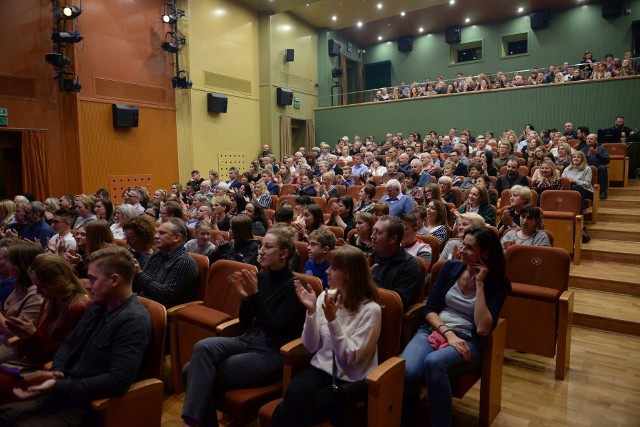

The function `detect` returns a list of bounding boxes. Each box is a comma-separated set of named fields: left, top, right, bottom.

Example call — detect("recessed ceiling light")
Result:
left=400, top=11, right=405, bottom=16
left=518, top=7, right=524, bottom=13
left=378, top=36, right=383, bottom=40
left=465, top=17, right=470, bottom=23
left=377, top=3, right=383, bottom=10
left=332, top=15, right=337, bottom=21
left=357, top=21, right=363, bottom=27
left=419, top=27, right=424, bottom=32
left=449, top=0, right=455, bottom=5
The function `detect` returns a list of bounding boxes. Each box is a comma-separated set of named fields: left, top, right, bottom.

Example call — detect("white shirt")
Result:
left=49, top=232, right=77, bottom=252
left=303, top=291, right=381, bottom=382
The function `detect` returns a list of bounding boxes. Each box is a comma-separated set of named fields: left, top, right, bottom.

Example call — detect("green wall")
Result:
left=350, top=2, right=639, bottom=88
left=314, top=77, right=640, bottom=144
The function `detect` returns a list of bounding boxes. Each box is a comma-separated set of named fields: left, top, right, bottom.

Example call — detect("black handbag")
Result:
left=331, top=353, right=369, bottom=427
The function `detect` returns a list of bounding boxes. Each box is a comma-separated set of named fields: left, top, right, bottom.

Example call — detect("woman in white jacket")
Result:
left=561, top=151, right=594, bottom=214
left=272, top=245, right=381, bottom=427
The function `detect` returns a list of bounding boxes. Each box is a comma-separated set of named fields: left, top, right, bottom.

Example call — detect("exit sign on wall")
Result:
left=0, top=107, right=7, bottom=126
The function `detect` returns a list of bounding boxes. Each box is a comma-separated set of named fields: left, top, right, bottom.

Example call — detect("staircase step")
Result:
left=586, top=221, right=640, bottom=241
left=572, top=289, right=640, bottom=336
left=609, top=186, right=640, bottom=196
left=600, top=196, right=638, bottom=209
left=597, top=207, right=640, bottom=223
left=570, top=260, right=640, bottom=297
left=581, top=239, right=640, bottom=264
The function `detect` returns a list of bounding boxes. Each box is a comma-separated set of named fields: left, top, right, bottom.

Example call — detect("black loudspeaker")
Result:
left=530, top=10, right=550, bottom=30
left=602, top=0, right=622, bottom=18
left=444, top=27, right=461, bottom=44
left=633, top=20, right=640, bottom=56
left=285, top=49, right=294, bottom=62
left=276, top=87, right=293, bottom=106
left=112, top=104, right=139, bottom=128
left=398, top=35, right=413, bottom=52
left=328, top=39, right=341, bottom=56
left=207, top=93, right=228, bottom=113
left=331, top=68, right=343, bottom=78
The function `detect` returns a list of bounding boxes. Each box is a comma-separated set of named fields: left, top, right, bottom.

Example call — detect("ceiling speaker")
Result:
left=444, top=27, right=461, bottom=44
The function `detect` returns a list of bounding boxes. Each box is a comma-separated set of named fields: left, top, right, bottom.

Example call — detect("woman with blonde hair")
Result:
left=562, top=151, right=594, bottom=214
left=0, top=200, right=16, bottom=232
left=555, top=142, right=573, bottom=169
left=439, top=212, right=486, bottom=261
left=110, top=203, right=138, bottom=239
left=0, top=254, right=89, bottom=402
left=252, top=181, right=272, bottom=209
left=349, top=211, right=375, bottom=254
left=272, top=245, right=380, bottom=426
left=531, top=160, right=563, bottom=198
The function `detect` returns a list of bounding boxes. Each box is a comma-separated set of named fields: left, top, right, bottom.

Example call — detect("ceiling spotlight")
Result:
left=465, top=17, right=471, bottom=23
left=377, top=3, right=383, bottom=10
left=45, top=53, right=70, bottom=68
left=419, top=27, right=424, bottom=32
left=51, top=31, right=83, bottom=44
left=378, top=36, right=382, bottom=41
left=60, top=6, right=82, bottom=19
left=162, top=12, right=184, bottom=24
left=518, top=7, right=524, bottom=13
left=357, top=21, right=363, bottom=28
left=332, top=15, right=337, bottom=21
left=401, top=11, right=406, bottom=16
left=61, top=75, right=82, bottom=92
left=449, top=0, right=455, bottom=5
left=172, top=71, right=192, bottom=89
left=162, top=41, right=180, bottom=53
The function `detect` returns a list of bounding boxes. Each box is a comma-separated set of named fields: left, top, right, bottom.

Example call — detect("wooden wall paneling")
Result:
left=110, top=174, right=153, bottom=205
left=79, top=101, right=178, bottom=195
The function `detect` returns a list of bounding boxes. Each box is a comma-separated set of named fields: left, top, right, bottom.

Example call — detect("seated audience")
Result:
left=209, top=215, right=260, bottom=267
left=184, top=220, right=215, bottom=257
left=501, top=205, right=551, bottom=251
left=122, top=215, right=157, bottom=269
left=402, top=227, right=510, bottom=426
left=0, top=247, right=151, bottom=426
left=370, top=215, right=421, bottom=309
left=181, top=227, right=305, bottom=427
left=303, top=229, right=337, bottom=289
left=133, top=218, right=199, bottom=307
left=272, top=246, right=381, bottom=426
left=380, top=180, right=414, bottom=216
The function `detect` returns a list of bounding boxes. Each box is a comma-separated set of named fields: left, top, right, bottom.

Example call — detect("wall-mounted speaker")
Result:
left=331, top=68, right=343, bottom=78
left=602, top=0, right=622, bottom=18
left=112, top=104, right=139, bottom=128
left=398, top=35, right=413, bottom=52
left=328, top=39, right=341, bottom=56
left=632, top=20, right=640, bottom=57
left=285, top=49, right=295, bottom=62
left=207, top=93, right=228, bottom=113
left=530, top=10, right=550, bottom=30
left=444, top=27, right=461, bottom=44
left=276, top=87, right=293, bottom=106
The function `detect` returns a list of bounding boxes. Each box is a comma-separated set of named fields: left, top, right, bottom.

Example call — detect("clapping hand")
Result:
left=231, top=269, right=259, bottom=300
left=295, top=279, right=317, bottom=314
left=322, top=290, right=341, bottom=322
left=63, top=249, right=82, bottom=266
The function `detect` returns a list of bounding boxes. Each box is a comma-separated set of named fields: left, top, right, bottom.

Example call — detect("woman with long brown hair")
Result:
left=272, top=245, right=381, bottom=426
left=0, top=254, right=90, bottom=402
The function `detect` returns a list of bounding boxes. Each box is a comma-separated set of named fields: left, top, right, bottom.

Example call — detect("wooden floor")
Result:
left=161, top=327, right=640, bottom=426
left=161, top=180, right=640, bottom=426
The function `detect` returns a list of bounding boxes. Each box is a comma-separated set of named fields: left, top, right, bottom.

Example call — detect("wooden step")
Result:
left=586, top=221, right=640, bottom=241
left=609, top=186, right=640, bottom=196
left=600, top=196, right=638, bottom=209
left=572, top=289, right=640, bottom=336
left=581, top=239, right=640, bottom=264
left=597, top=207, right=640, bottom=223
left=570, top=260, right=640, bottom=297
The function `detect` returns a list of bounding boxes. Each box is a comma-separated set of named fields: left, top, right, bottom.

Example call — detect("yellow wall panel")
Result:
left=79, top=101, right=179, bottom=194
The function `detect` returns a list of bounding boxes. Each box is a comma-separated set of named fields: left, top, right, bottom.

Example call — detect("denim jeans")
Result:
left=401, top=326, right=480, bottom=427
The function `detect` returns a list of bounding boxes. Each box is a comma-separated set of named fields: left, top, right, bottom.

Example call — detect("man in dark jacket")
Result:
left=0, top=247, right=151, bottom=426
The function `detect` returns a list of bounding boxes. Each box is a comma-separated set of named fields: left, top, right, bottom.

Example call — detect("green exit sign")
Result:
left=0, top=117, right=7, bottom=126
left=0, top=108, right=7, bottom=116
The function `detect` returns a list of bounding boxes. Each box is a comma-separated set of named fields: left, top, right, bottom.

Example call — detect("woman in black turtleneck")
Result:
left=182, top=226, right=305, bottom=427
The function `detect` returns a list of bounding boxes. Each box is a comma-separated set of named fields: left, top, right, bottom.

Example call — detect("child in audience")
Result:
left=304, top=229, right=337, bottom=289
left=184, top=221, right=215, bottom=257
